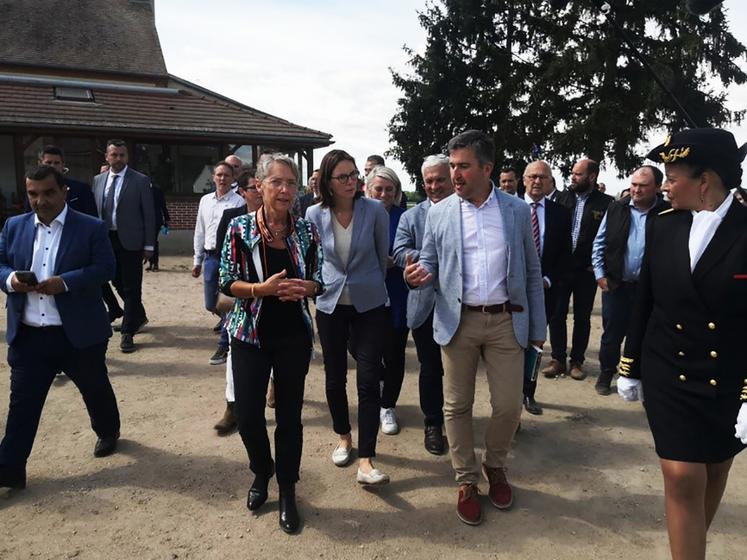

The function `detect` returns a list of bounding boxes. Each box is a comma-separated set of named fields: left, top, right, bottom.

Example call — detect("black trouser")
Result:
left=316, top=305, right=387, bottom=458
left=101, top=282, right=122, bottom=317
left=598, top=281, right=638, bottom=376
left=231, top=333, right=311, bottom=485
left=524, top=286, right=557, bottom=400
left=381, top=309, right=409, bottom=409
left=109, top=232, right=147, bottom=335
left=148, top=235, right=160, bottom=268
left=549, top=266, right=598, bottom=364
left=411, top=311, right=444, bottom=427
left=0, top=325, right=120, bottom=468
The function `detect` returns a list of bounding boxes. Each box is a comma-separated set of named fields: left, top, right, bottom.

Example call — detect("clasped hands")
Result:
left=259, top=269, right=313, bottom=302
left=10, top=274, right=66, bottom=295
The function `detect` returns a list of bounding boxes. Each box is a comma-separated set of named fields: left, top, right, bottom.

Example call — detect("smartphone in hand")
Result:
left=15, top=271, right=39, bottom=285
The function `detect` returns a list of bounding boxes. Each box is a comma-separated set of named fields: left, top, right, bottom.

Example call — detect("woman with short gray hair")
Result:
left=366, top=166, right=409, bottom=436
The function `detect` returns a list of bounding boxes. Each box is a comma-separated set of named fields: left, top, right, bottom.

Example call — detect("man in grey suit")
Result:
left=93, top=140, right=156, bottom=353
left=393, top=154, right=454, bottom=455
left=405, top=130, right=545, bottom=526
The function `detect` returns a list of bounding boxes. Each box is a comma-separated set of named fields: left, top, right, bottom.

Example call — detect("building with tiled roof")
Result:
left=0, top=0, right=333, bottom=228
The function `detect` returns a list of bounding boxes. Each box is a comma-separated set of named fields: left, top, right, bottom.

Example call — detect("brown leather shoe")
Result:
left=569, top=361, right=587, bottom=380
left=214, top=402, right=236, bottom=435
left=541, top=358, right=566, bottom=378
left=482, top=464, right=513, bottom=510
left=456, top=483, right=482, bottom=525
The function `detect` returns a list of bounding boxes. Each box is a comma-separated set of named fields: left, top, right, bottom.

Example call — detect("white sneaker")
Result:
left=332, top=443, right=352, bottom=467
left=356, top=468, right=390, bottom=485
left=380, top=407, right=399, bottom=435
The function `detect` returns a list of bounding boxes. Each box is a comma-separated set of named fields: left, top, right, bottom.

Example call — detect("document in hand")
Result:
left=524, top=344, right=544, bottom=384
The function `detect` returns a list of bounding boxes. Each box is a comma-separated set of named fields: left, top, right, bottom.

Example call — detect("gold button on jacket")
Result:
left=707, top=322, right=716, bottom=330
left=709, top=379, right=718, bottom=386
left=710, top=351, right=718, bottom=358
left=679, top=374, right=687, bottom=382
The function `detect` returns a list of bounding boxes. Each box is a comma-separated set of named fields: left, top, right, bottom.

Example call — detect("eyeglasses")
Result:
left=331, top=171, right=360, bottom=184
left=239, top=185, right=258, bottom=192
left=264, top=178, right=299, bottom=189
left=525, top=174, right=550, bottom=181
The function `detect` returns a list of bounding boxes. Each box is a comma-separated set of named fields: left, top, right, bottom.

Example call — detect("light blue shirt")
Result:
left=571, top=191, right=590, bottom=251
left=592, top=200, right=653, bottom=282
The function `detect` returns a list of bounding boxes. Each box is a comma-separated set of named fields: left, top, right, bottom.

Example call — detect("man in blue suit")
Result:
left=405, top=130, right=546, bottom=526
left=23, top=145, right=98, bottom=217
left=393, top=153, right=454, bottom=455
left=0, top=166, right=120, bottom=490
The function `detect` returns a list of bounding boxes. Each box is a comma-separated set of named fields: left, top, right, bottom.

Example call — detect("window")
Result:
left=54, top=87, right=95, bottom=102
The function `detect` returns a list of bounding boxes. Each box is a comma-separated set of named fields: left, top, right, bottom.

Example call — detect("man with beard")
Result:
left=544, top=159, right=612, bottom=380
left=93, top=140, right=155, bottom=354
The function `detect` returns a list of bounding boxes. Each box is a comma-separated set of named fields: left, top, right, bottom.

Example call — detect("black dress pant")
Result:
left=380, top=309, right=409, bottom=410
left=109, top=232, right=147, bottom=335
left=0, top=325, right=120, bottom=468
left=524, top=286, right=557, bottom=400
left=411, top=311, right=444, bottom=427
left=598, top=282, right=638, bottom=374
left=231, top=333, right=311, bottom=485
left=549, top=266, right=598, bottom=364
left=316, top=305, right=387, bottom=458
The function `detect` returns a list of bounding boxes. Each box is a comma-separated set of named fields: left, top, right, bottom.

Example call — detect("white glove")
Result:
left=617, top=376, right=643, bottom=402
left=735, top=403, right=747, bottom=444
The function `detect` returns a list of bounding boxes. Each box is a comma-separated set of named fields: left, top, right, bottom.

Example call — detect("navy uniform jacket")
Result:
left=623, top=199, right=747, bottom=401
left=0, top=209, right=116, bottom=349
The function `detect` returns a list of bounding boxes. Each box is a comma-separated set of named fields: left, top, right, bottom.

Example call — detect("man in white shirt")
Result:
left=0, top=166, right=120, bottom=489
left=192, top=161, right=245, bottom=365
left=405, top=130, right=545, bottom=526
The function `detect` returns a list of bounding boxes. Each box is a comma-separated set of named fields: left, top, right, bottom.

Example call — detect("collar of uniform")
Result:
left=524, top=193, right=545, bottom=207
left=690, top=192, right=733, bottom=219
left=460, top=184, right=497, bottom=210
left=34, top=203, right=68, bottom=229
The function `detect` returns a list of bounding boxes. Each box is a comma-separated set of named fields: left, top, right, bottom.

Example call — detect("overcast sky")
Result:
left=156, top=0, right=747, bottom=195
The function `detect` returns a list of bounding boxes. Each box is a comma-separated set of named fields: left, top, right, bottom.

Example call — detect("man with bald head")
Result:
left=591, top=166, right=668, bottom=395
left=522, top=161, right=572, bottom=414
left=546, top=159, right=613, bottom=381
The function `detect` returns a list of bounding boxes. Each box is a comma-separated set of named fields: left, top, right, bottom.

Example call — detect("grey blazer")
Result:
left=93, top=167, right=156, bottom=251
left=392, top=200, right=435, bottom=329
left=417, top=188, right=546, bottom=347
left=305, top=197, right=389, bottom=314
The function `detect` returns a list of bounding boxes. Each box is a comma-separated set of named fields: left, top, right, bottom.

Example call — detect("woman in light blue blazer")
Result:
left=305, top=149, right=391, bottom=486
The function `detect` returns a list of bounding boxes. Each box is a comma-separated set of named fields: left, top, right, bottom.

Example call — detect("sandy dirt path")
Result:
left=0, top=256, right=744, bottom=560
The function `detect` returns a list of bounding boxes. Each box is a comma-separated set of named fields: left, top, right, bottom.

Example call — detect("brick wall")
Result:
left=166, top=198, right=199, bottom=230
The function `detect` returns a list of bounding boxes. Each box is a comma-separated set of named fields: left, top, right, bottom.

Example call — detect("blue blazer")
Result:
left=385, top=206, right=408, bottom=329
left=0, top=208, right=116, bottom=349
left=393, top=199, right=436, bottom=329
left=417, top=188, right=546, bottom=347
left=306, top=197, right=389, bottom=314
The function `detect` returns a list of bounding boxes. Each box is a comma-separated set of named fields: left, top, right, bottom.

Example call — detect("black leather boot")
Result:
left=247, top=474, right=271, bottom=511
left=278, top=483, right=300, bottom=534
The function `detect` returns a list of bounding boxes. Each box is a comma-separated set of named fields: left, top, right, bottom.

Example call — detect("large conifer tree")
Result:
left=388, top=0, right=746, bottom=184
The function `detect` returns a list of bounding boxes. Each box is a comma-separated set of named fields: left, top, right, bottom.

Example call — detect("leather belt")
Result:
left=204, top=249, right=218, bottom=256
left=462, top=302, right=524, bottom=314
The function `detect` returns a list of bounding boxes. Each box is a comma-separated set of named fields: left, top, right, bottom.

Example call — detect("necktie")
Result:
left=104, top=174, right=118, bottom=230
left=531, top=202, right=541, bottom=257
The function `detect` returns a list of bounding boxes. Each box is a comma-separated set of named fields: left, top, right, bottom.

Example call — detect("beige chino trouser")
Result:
left=441, top=310, right=524, bottom=485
